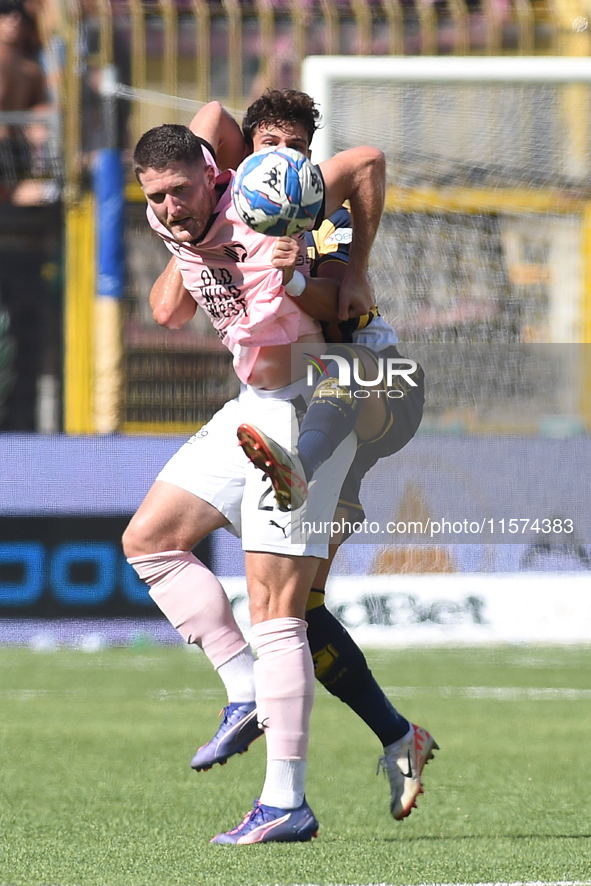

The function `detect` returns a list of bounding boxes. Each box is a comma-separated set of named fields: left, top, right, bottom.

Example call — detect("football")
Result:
left=231, top=147, right=324, bottom=237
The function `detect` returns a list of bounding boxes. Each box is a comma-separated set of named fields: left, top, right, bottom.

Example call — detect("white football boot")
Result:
left=377, top=724, right=439, bottom=820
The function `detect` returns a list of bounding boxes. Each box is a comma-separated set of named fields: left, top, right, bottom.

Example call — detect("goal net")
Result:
left=302, top=56, right=591, bottom=574
left=303, top=56, right=591, bottom=423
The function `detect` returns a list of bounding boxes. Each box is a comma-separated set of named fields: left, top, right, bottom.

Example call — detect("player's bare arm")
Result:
left=320, top=146, right=386, bottom=321
left=189, top=100, right=249, bottom=170
left=150, top=259, right=196, bottom=328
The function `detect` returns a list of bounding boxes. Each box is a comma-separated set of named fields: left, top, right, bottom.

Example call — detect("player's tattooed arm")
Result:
left=189, top=101, right=249, bottom=171
left=150, top=258, right=197, bottom=328
left=272, top=236, right=340, bottom=322
left=319, top=146, right=385, bottom=321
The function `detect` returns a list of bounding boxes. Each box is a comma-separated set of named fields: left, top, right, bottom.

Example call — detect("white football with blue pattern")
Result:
left=232, top=147, right=324, bottom=237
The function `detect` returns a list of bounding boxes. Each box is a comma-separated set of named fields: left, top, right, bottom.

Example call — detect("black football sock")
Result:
left=306, top=589, right=410, bottom=747
left=297, top=347, right=361, bottom=480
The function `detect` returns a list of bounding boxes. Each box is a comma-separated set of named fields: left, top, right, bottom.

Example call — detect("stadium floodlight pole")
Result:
left=302, top=55, right=591, bottom=163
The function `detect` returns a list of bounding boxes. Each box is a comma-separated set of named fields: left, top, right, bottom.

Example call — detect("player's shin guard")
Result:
left=128, top=551, right=248, bottom=669
left=252, top=617, right=314, bottom=808
left=297, top=345, right=361, bottom=481
left=306, top=589, right=410, bottom=747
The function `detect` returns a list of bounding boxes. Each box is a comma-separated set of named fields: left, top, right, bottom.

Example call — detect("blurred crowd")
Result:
left=0, top=0, right=545, bottom=206
left=0, top=0, right=60, bottom=205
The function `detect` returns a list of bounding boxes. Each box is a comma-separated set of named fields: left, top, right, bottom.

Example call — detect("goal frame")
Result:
left=301, top=55, right=591, bottom=349
left=302, top=55, right=591, bottom=163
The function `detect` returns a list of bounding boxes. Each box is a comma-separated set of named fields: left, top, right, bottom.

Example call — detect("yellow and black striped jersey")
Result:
left=305, top=205, right=379, bottom=344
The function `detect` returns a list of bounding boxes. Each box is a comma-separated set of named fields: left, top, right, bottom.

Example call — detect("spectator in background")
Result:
left=0, top=0, right=59, bottom=432
left=0, top=0, right=51, bottom=203
left=21, top=0, right=42, bottom=59
left=23, top=0, right=63, bottom=101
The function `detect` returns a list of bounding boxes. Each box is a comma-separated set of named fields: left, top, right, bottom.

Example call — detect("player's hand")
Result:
left=271, top=236, right=300, bottom=286
left=338, top=267, right=374, bottom=320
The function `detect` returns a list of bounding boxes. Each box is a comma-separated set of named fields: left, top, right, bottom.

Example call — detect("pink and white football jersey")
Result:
left=147, top=168, right=320, bottom=383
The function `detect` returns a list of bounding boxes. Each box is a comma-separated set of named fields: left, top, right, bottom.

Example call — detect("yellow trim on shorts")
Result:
left=354, top=346, right=395, bottom=446
left=337, top=499, right=365, bottom=513
left=357, top=410, right=394, bottom=450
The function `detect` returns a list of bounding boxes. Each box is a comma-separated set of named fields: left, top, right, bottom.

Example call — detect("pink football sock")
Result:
left=128, top=550, right=248, bottom=669
left=251, top=617, right=315, bottom=761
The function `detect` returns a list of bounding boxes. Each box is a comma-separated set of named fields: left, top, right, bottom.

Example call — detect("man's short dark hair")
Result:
left=133, top=124, right=205, bottom=181
left=242, top=89, right=321, bottom=152
left=0, top=0, right=29, bottom=17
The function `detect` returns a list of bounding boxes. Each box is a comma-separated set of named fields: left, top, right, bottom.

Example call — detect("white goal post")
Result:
left=302, top=55, right=591, bottom=164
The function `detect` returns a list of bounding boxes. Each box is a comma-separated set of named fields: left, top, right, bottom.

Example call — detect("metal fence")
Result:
left=48, top=1, right=591, bottom=433
left=59, top=0, right=591, bottom=199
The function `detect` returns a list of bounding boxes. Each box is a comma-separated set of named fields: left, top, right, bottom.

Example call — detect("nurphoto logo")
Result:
left=304, top=353, right=418, bottom=398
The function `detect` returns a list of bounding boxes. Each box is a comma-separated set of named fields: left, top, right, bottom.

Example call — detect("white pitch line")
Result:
left=264, top=881, right=591, bottom=886
left=0, top=689, right=52, bottom=699
left=0, top=687, right=226, bottom=701
left=381, top=686, right=591, bottom=700
left=278, top=882, right=591, bottom=886
left=3, top=686, right=590, bottom=702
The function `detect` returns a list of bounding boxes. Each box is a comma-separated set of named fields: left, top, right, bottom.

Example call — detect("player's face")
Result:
left=252, top=122, right=311, bottom=158
left=0, top=11, right=25, bottom=43
left=139, top=160, right=217, bottom=244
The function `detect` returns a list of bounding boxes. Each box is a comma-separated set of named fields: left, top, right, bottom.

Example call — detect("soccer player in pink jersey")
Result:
left=147, top=91, right=438, bottom=824
left=124, top=122, right=391, bottom=843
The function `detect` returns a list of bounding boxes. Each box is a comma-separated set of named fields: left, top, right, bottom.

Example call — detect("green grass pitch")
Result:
left=1, top=642, right=590, bottom=886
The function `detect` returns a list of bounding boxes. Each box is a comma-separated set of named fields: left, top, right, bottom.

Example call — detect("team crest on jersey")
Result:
left=223, top=243, right=248, bottom=262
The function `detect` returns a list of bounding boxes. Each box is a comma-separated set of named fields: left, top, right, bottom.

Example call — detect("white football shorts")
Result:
left=156, top=376, right=356, bottom=558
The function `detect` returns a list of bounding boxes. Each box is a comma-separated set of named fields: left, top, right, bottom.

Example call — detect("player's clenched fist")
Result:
left=271, top=235, right=300, bottom=286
